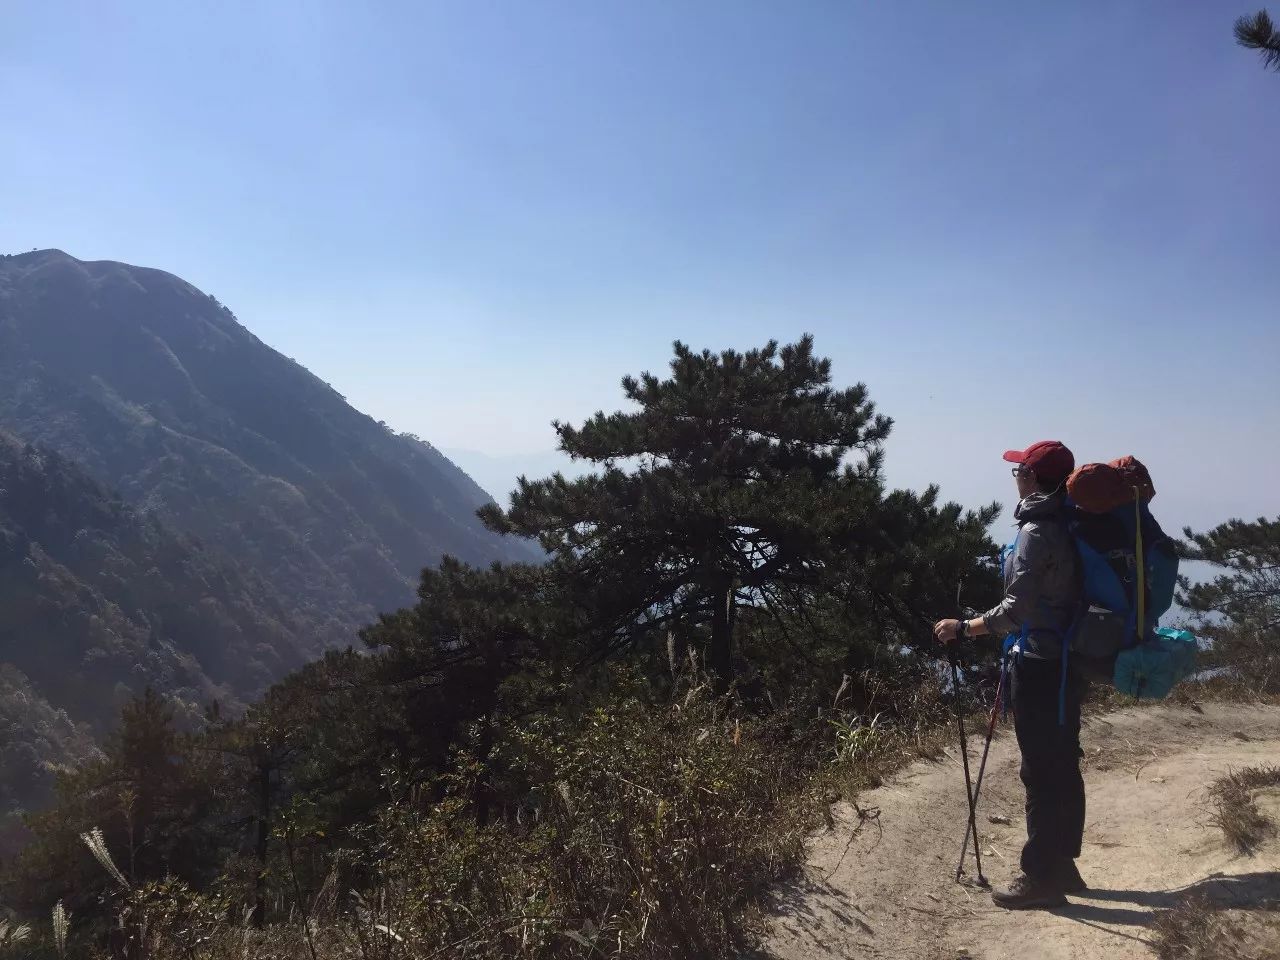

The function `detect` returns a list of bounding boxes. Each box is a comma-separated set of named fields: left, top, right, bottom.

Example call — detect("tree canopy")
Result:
left=481, top=336, right=997, bottom=691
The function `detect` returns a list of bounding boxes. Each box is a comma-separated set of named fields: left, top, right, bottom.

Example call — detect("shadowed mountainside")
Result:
left=0, top=249, right=533, bottom=653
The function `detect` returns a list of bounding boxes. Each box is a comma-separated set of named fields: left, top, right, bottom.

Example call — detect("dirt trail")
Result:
left=756, top=701, right=1280, bottom=960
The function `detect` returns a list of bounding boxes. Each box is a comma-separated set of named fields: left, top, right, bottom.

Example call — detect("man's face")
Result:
left=1015, top=465, right=1038, bottom=499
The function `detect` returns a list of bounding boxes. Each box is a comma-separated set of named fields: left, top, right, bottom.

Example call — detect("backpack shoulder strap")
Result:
left=1133, top=491, right=1146, bottom=643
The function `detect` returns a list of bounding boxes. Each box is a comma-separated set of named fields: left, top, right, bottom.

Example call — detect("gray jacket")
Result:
left=982, top=492, right=1080, bottom=659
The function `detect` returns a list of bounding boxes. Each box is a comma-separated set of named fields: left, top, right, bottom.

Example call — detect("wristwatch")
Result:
left=956, top=619, right=969, bottom=641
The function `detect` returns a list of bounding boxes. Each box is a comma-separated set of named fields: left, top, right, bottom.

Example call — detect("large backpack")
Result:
left=1064, top=457, right=1193, bottom=699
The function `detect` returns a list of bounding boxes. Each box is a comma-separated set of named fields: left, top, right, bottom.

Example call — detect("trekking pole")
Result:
left=948, top=647, right=985, bottom=886
left=953, top=653, right=1008, bottom=886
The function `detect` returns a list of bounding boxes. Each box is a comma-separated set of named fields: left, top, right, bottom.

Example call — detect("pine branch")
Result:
left=1235, top=9, right=1280, bottom=71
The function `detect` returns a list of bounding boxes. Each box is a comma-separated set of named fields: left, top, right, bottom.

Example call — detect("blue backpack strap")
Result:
left=999, top=532, right=1020, bottom=578
left=1061, top=592, right=1092, bottom=727
left=1001, top=631, right=1023, bottom=720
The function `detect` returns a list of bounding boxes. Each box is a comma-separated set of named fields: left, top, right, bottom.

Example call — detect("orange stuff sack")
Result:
left=1109, top=455, right=1156, bottom=501
left=1067, top=462, right=1132, bottom=514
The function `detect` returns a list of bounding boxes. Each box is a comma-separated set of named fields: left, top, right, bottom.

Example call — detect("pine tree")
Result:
left=198, top=698, right=303, bottom=927
left=481, top=337, right=936, bottom=692
left=1180, top=516, right=1280, bottom=691
left=112, top=689, right=181, bottom=877
left=6, top=690, right=224, bottom=918
left=359, top=559, right=556, bottom=822
left=1235, top=9, right=1280, bottom=72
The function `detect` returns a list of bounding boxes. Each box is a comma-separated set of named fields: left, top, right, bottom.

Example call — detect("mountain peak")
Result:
left=3, top=248, right=83, bottom=276
left=0, top=250, right=531, bottom=648
left=6, top=247, right=75, bottom=262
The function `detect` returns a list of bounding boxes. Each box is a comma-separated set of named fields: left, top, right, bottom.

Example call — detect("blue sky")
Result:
left=3, top=1, right=1277, bottom=534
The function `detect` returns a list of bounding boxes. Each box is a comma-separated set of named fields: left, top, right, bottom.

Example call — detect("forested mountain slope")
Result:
left=0, top=250, right=531, bottom=651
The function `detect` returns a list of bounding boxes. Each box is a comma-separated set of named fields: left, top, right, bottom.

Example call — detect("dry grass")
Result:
left=1208, top=765, right=1280, bottom=854
left=1151, top=894, right=1280, bottom=960
left=27, top=689, right=829, bottom=960
left=1083, top=673, right=1280, bottom=718
left=822, top=675, right=956, bottom=799
left=36, top=678, right=1273, bottom=959
left=18, top=671, right=964, bottom=960
left=1168, top=675, right=1280, bottom=707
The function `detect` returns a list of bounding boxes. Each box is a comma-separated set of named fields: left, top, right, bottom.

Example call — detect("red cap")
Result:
left=1003, top=440, right=1075, bottom=484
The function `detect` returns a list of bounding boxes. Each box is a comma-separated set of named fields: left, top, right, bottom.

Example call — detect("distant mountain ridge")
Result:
left=0, top=249, right=532, bottom=653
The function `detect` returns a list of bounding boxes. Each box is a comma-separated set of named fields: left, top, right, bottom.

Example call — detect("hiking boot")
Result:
left=991, top=872, right=1067, bottom=910
left=1057, top=860, right=1087, bottom=894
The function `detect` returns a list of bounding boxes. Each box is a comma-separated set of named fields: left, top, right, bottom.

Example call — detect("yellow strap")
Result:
left=1134, top=490, right=1145, bottom=642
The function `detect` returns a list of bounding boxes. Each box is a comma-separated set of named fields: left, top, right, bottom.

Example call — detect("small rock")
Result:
left=988, top=814, right=1012, bottom=825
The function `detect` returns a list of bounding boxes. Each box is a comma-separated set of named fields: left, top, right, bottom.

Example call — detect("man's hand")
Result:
left=933, top=618, right=963, bottom=645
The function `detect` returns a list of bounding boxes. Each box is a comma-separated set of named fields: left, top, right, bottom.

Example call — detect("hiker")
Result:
left=932, top=440, right=1085, bottom=909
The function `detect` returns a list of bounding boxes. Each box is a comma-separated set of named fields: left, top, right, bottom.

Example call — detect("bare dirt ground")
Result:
left=755, top=701, right=1280, bottom=960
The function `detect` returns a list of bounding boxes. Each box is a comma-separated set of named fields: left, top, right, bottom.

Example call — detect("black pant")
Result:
left=1011, top=655, right=1085, bottom=877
